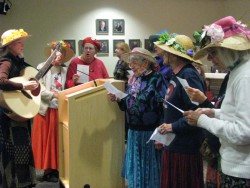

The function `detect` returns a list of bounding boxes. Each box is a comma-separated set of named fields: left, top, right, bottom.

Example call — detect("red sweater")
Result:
left=65, top=57, right=109, bottom=88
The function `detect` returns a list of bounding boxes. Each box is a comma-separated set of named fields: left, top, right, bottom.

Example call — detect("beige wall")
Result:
left=0, top=0, right=249, bottom=75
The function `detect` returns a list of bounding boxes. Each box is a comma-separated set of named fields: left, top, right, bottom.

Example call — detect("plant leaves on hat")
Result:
left=155, top=32, right=194, bottom=57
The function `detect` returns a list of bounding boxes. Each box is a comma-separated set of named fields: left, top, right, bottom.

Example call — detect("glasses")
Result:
left=84, top=47, right=95, bottom=51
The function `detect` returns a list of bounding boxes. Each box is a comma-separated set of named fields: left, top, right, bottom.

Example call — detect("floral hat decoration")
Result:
left=193, top=16, right=250, bottom=60
left=154, top=32, right=202, bottom=64
left=44, top=40, right=75, bottom=63
left=0, top=29, right=31, bottom=48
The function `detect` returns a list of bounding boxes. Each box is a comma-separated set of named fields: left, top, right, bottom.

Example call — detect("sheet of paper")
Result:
left=104, top=82, right=128, bottom=99
left=77, top=64, right=89, bottom=84
left=127, top=70, right=134, bottom=76
left=165, top=100, right=184, bottom=114
left=147, top=127, right=175, bottom=146
left=177, top=77, right=199, bottom=105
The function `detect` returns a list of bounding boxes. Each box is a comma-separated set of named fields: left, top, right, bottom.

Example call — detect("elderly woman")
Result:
left=154, top=33, right=206, bottom=188
left=0, top=29, right=38, bottom=187
left=65, top=37, right=109, bottom=88
left=184, top=16, right=250, bottom=187
left=108, top=48, right=167, bottom=188
left=31, top=41, right=74, bottom=182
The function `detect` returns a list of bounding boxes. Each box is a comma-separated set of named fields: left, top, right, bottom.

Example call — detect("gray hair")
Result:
left=216, top=48, right=250, bottom=70
left=128, top=54, right=145, bottom=62
left=0, top=46, right=8, bottom=56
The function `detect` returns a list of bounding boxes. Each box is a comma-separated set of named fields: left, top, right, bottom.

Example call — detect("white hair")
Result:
left=216, top=48, right=250, bottom=70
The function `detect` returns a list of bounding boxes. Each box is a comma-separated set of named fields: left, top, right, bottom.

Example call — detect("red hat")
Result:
left=82, top=37, right=101, bottom=52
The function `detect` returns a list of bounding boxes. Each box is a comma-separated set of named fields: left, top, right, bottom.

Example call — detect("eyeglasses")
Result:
left=84, top=47, right=95, bottom=51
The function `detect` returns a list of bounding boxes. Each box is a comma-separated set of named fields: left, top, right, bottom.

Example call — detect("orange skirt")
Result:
left=31, top=108, right=59, bottom=170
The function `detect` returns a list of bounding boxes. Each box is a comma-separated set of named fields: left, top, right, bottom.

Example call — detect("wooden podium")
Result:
left=58, top=79, right=125, bottom=188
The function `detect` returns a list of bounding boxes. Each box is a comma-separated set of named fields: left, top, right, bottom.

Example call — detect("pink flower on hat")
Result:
left=202, top=24, right=224, bottom=44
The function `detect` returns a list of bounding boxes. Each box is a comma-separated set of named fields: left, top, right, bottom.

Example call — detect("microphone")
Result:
left=64, top=64, right=97, bottom=87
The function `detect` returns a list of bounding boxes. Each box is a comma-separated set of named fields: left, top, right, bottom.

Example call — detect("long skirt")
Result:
left=0, top=108, right=36, bottom=188
left=122, top=129, right=162, bottom=188
left=32, top=108, right=59, bottom=170
left=220, top=173, right=250, bottom=188
left=205, top=157, right=221, bottom=188
left=161, top=150, right=204, bottom=188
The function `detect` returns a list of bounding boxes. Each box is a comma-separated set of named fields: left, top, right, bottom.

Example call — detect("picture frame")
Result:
left=113, top=39, right=125, bottom=54
left=98, top=40, right=109, bottom=55
left=129, top=39, right=141, bottom=50
left=78, top=40, right=83, bottom=56
left=96, top=19, right=109, bottom=35
left=144, top=39, right=153, bottom=52
left=64, top=39, right=76, bottom=53
left=113, top=19, right=125, bottom=35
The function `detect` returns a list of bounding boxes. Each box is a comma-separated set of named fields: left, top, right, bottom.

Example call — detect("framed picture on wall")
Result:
left=96, top=19, right=109, bottom=35
left=129, top=39, right=140, bottom=50
left=113, top=39, right=125, bottom=54
left=78, top=40, right=83, bottom=55
left=64, top=39, right=76, bottom=54
left=98, top=40, right=109, bottom=55
left=113, top=19, right=125, bottom=35
left=144, top=39, right=153, bottom=52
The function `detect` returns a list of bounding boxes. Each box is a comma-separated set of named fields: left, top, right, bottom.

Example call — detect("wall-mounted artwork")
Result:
left=113, top=39, right=125, bottom=54
left=129, top=39, right=141, bottom=50
left=98, top=40, right=109, bottom=55
left=96, top=19, right=109, bottom=35
left=78, top=40, right=83, bottom=55
left=113, top=19, right=125, bottom=35
left=144, top=39, right=153, bottom=52
left=64, top=39, right=76, bottom=54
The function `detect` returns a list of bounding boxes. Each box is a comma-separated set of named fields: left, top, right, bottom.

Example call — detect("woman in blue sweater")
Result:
left=154, top=33, right=206, bottom=188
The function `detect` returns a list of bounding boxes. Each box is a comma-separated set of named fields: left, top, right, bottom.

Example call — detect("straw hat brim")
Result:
left=155, top=43, right=202, bottom=65
left=194, top=35, right=250, bottom=60
left=44, top=46, right=75, bottom=63
left=121, top=51, right=158, bottom=67
left=0, top=35, right=31, bottom=48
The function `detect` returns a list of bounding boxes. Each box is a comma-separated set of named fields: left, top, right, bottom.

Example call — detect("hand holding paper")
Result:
left=177, top=77, right=199, bottom=105
left=104, top=82, right=127, bottom=99
left=147, top=127, right=175, bottom=146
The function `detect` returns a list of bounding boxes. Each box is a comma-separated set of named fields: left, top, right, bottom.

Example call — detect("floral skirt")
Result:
left=0, top=108, right=36, bottom=188
left=161, top=150, right=204, bottom=188
left=122, top=129, right=162, bottom=188
left=220, top=173, right=250, bottom=188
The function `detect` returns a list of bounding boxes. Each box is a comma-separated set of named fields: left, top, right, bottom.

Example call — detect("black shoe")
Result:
left=44, top=170, right=59, bottom=183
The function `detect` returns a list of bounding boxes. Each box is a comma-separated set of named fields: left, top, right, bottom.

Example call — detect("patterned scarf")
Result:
left=128, top=70, right=151, bottom=98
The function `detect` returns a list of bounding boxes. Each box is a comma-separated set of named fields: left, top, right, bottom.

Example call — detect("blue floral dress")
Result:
left=118, top=70, right=167, bottom=188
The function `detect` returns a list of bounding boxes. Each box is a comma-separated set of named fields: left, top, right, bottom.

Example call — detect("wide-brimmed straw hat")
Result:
left=121, top=47, right=158, bottom=67
left=0, top=29, right=31, bottom=48
left=154, top=33, right=202, bottom=65
left=44, top=40, right=75, bottom=63
left=193, top=16, right=250, bottom=60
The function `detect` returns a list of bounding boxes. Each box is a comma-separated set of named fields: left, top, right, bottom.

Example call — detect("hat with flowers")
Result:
left=121, top=47, right=158, bottom=67
left=0, top=29, right=31, bottom=48
left=193, top=16, right=250, bottom=60
left=44, top=40, right=75, bottom=63
left=81, top=37, right=101, bottom=52
left=154, top=32, right=202, bottom=64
